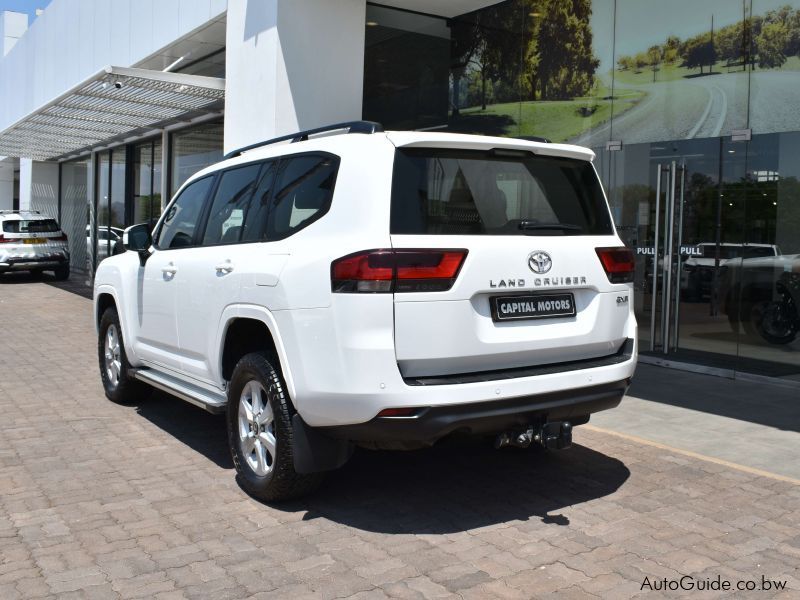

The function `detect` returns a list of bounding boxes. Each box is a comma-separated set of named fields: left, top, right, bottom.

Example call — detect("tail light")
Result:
left=331, top=249, right=468, bottom=293
left=596, top=247, right=635, bottom=283
left=0, top=234, right=13, bottom=244
left=52, top=233, right=68, bottom=242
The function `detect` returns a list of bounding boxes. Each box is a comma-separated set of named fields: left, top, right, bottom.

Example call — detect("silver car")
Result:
left=0, top=210, right=70, bottom=280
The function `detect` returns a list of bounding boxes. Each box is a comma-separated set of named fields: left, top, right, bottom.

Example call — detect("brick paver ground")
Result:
left=1, top=277, right=799, bottom=599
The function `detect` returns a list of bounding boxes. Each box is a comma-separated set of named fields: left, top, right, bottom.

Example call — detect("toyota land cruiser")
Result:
left=93, top=121, right=637, bottom=500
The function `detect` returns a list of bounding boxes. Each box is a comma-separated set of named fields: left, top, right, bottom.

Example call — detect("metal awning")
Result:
left=0, top=66, right=225, bottom=161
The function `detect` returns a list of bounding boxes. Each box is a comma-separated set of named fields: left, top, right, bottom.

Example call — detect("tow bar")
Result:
left=495, top=421, right=572, bottom=450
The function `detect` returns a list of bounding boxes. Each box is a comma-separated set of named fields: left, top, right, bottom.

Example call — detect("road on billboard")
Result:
left=573, top=70, right=798, bottom=147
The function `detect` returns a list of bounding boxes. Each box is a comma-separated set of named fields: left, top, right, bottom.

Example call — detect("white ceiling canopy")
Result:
left=0, top=66, right=225, bottom=161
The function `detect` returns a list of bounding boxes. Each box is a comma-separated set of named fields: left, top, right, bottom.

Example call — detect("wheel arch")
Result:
left=219, top=306, right=297, bottom=403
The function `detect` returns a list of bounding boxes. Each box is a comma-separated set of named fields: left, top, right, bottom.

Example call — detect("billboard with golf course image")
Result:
left=445, top=0, right=800, bottom=146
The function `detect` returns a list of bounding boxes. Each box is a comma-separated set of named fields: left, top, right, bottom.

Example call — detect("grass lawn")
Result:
left=455, top=86, right=644, bottom=142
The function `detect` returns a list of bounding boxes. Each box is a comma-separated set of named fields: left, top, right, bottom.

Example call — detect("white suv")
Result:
left=0, top=210, right=70, bottom=279
left=93, top=122, right=637, bottom=500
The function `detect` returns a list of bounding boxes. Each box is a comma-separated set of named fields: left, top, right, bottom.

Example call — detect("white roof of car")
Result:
left=0, top=211, right=49, bottom=220
left=183, top=130, right=596, bottom=197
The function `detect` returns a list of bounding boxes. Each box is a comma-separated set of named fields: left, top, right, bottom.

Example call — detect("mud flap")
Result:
left=292, top=414, right=354, bottom=474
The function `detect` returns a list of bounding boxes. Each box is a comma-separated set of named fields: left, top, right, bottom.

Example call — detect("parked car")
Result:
left=93, top=122, right=637, bottom=500
left=87, top=225, right=124, bottom=261
left=681, top=242, right=779, bottom=302
left=0, top=210, right=70, bottom=279
left=720, top=254, right=800, bottom=345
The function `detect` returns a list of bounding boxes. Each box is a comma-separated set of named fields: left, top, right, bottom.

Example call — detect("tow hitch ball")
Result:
left=495, top=421, right=572, bottom=450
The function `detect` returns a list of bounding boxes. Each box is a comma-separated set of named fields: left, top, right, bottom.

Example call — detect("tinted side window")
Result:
left=156, top=176, right=213, bottom=249
left=202, top=164, right=262, bottom=246
left=266, top=155, right=338, bottom=240
left=241, top=161, right=278, bottom=242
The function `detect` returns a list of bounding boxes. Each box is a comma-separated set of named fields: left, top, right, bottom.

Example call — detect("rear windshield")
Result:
left=2, top=219, right=61, bottom=233
left=391, top=149, right=614, bottom=236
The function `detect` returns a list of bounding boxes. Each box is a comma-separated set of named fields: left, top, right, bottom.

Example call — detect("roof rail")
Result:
left=224, top=120, right=384, bottom=160
left=516, top=135, right=551, bottom=144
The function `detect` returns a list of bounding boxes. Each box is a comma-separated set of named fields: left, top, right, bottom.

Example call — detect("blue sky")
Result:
left=0, top=0, right=51, bottom=24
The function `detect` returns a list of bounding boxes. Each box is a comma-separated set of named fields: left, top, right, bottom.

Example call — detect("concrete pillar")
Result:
left=0, top=159, right=13, bottom=210
left=19, top=158, right=59, bottom=217
left=224, top=0, right=366, bottom=155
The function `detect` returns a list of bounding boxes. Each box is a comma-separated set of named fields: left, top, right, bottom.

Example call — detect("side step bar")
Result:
left=131, top=368, right=227, bottom=414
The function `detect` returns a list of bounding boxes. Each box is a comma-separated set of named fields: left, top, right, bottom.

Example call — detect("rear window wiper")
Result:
left=518, top=221, right=583, bottom=234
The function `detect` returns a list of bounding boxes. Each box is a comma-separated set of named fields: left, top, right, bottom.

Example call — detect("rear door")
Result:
left=389, top=144, right=632, bottom=378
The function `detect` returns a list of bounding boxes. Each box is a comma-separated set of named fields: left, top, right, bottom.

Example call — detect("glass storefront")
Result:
left=170, top=122, right=224, bottom=195
left=59, top=158, right=90, bottom=276
left=132, top=138, right=163, bottom=229
left=57, top=120, right=223, bottom=282
left=364, top=0, right=800, bottom=382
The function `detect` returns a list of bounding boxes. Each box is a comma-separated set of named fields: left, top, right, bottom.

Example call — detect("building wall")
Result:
left=0, top=0, right=227, bottom=134
left=1, top=11, right=28, bottom=57
left=224, top=0, right=366, bottom=154
left=19, top=159, right=58, bottom=218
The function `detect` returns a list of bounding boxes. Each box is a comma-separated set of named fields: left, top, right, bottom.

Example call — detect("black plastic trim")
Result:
left=322, top=379, right=629, bottom=445
left=403, top=338, right=634, bottom=386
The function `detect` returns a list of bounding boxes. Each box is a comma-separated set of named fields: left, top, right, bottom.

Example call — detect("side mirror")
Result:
left=122, top=224, right=153, bottom=267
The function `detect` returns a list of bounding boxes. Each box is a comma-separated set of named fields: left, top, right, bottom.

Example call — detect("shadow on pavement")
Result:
left=284, top=439, right=629, bottom=534
left=134, top=391, right=233, bottom=469
left=0, top=270, right=93, bottom=299
left=132, top=392, right=630, bottom=533
left=629, top=363, right=800, bottom=434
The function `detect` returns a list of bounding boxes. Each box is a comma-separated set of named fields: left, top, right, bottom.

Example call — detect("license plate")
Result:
left=491, top=293, right=576, bottom=322
left=24, top=238, right=42, bottom=244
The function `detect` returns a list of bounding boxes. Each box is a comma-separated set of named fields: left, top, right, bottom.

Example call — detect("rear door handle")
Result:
left=215, top=261, right=234, bottom=274
left=161, top=263, right=177, bottom=276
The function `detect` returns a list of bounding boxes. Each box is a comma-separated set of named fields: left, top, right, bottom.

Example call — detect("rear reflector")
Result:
left=595, top=247, right=635, bottom=283
left=377, top=407, right=418, bottom=417
left=0, top=235, right=13, bottom=244
left=332, top=249, right=467, bottom=293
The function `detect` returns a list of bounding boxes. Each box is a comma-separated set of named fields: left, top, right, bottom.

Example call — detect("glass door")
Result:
left=599, top=137, right=749, bottom=371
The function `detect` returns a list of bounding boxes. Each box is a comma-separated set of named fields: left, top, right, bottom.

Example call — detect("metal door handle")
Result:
left=215, top=262, right=234, bottom=274
left=161, top=264, right=177, bottom=276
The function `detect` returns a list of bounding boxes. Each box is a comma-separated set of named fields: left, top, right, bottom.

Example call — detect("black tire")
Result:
left=53, top=265, right=70, bottom=281
left=755, top=301, right=798, bottom=345
left=98, top=307, right=150, bottom=404
left=227, top=352, right=324, bottom=501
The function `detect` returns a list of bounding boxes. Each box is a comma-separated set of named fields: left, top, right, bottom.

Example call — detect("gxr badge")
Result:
left=528, top=251, right=552, bottom=274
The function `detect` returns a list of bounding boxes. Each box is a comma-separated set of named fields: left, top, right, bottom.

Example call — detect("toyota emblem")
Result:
left=528, top=251, right=552, bottom=274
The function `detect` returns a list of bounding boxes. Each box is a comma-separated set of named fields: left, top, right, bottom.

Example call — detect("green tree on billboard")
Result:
left=530, top=0, right=599, bottom=100
left=757, top=22, right=789, bottom=68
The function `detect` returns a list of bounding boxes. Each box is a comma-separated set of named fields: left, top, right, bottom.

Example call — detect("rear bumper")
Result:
left=0, top=247, right=69, bottom=272
left=321, top=378, right=628, bottom=445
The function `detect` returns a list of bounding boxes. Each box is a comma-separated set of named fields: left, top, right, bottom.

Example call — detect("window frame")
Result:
left=197, top=161, right=266, bottom=248
left=263, top=151, right=340, bottom=243
left=152, top=150, right=341, bottom=251
left=152, top=174, right=217, bottom=251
